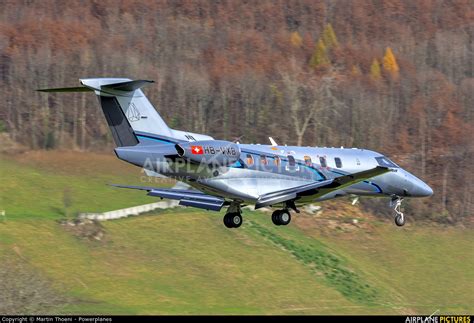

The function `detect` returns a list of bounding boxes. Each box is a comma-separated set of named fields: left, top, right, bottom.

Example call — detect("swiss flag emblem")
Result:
left=191, top=145, right=203, bottom=154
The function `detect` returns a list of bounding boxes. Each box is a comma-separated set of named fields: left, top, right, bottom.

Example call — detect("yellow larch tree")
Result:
left=370, top=58, right=381, bottom=80
left=290, top=31, right=303, bottom=47
left=383, top=47, right=400, bottom=78
left=309, top=39, right=330, bottom=68
left=322, top=23, right=338, bottom=49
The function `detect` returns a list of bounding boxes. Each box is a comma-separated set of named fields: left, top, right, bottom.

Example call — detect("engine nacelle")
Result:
left=175, top=140, right=240, bottom=166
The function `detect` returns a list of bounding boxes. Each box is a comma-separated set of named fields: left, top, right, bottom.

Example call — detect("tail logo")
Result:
left=126, top=102, right=141, bottom=122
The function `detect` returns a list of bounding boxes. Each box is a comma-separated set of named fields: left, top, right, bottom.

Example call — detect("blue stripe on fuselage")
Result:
left=330, top=170, right=383, bottom=193
left=136, top=135, right=174, bottom=144
left=368, top=182, right=383, bottom=193
left=230, top=160, right=244, bottom=168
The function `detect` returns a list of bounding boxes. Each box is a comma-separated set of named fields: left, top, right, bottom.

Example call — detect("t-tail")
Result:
left=38, top=78, right=213, bottom=147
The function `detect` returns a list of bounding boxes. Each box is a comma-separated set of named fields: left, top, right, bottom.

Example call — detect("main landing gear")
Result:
left=391, top=197, right=405, bottom=227
left=271, top=201, right=299, bottom=226
left=223, top=212, right=242, bottom=228
left=223, top=202, right=242, bottom=228
left=271, top=209, right=291, bottom=226
left=222, top=201, right=298, bottom=229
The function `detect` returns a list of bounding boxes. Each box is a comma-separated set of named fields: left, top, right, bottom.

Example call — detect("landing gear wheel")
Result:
left=278, top=210, right=291, bottom=225
left=223, top=212, right=242, bottom=228
left=395, top=214, right=405, bottom=227
left=223, top=214, right=233, bottom=228
left=271, top=210, right=282, bottom=226
left=231, top=213, right=242, bottom=228
left=271, top=210, right=291, bottom=226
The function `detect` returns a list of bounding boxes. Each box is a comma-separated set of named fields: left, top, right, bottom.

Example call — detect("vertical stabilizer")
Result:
left=80, top=78, right=174, bottom=146
left=38, top=78, right=214, bottom=147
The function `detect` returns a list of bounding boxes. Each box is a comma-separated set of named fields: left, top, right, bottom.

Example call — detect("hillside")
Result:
left=0, top=0, right=473, bottom=221
left=0, top=151, right=472, bottom=314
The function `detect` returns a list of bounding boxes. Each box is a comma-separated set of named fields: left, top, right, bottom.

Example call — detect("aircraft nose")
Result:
left=413, top=180, right=433, bottom=197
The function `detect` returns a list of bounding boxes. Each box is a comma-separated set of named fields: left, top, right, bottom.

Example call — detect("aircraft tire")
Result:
left=395, top=215, right=405, bottom=227
left=271, top=210, right=282, bottom=226
left=224, top=212, right=242, bottom=228
left=231, top=213, right=242, bottom=228
left=223, top=213, right=234, bottom=228
left=278, top=210, right=291, bottom=226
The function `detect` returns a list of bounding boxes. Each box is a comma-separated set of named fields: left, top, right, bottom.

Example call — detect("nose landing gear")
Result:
left=391, top=197, right=405, bottom=227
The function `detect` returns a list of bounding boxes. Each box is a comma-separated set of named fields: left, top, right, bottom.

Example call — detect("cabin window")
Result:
left=260, top=155, right=268, bottom=165
left=335, top=157, right=342, bottom=168
left=319, top=157, right=327, bottom=168
left=285, top=155, right=299, bottom=172
left=246, top=154, right=254, bottom=166
left=304, top=156, right=312, bottom=166
left=288, top=155, right=296, bottom=167
left=274, top=156, right=280, bottom=166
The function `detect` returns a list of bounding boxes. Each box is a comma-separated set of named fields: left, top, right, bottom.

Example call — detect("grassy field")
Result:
left=0, top=151, right=472, bottom=314
left=0, top=151, right=161, bottom=219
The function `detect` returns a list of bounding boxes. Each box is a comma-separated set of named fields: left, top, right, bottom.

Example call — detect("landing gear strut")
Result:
left=391, top=197, right=405, bottom=227
left=223, top=202, right=242, bottom=228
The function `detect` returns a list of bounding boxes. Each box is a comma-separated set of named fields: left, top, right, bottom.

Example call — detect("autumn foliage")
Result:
left=383, top=47, right=399, bottom=78
left=0, top=0, right=472, bottom=221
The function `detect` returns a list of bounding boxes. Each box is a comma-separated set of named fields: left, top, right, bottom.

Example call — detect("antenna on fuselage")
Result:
left=233, top=135, right=244, bottom=144
left=269, top=137, right=278, bottom=146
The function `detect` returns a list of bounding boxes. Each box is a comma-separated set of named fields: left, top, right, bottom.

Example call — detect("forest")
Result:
left=0, top=0, right=472, bottom=221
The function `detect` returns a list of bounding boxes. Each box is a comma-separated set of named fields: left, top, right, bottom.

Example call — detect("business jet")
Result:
left=39, top=79, right=433, bottom=228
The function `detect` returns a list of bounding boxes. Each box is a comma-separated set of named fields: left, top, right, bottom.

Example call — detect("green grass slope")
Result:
left=0, top=151, right=472, bottom=314
left=0, top=151, right=158, bottom=219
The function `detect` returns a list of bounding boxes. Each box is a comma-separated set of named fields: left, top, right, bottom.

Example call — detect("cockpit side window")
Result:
left=375, top=156, right=399, bottom=168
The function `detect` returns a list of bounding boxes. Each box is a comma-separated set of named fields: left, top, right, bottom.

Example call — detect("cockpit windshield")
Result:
left=375, top=156, right=399, bottom=168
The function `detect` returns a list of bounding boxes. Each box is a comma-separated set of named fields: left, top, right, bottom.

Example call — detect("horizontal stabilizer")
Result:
left=37, top=80, right=154, bottom=93
left=37, top=86, right=93, bottom=92
left=101, top=80, right=154, bottom=92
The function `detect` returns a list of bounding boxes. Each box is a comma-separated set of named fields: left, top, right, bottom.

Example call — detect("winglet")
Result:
left=269, top=137, right=278, bottom=146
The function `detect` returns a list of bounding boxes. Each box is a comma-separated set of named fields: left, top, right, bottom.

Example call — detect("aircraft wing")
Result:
left=111, top=184, right=225, bottom=211
left=255, top=166, right=391, bottom=209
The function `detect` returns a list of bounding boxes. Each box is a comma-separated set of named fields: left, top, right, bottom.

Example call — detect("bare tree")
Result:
left=280, top=61, right=343, bottom=146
